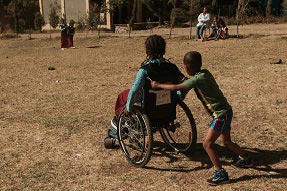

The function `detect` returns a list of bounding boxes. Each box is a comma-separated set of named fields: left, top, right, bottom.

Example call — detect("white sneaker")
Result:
left=110, top=117, right=118, bottom=131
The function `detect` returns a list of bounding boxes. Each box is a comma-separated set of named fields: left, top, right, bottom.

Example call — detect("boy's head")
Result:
left=203, top=6, right=208, bottom=14
left=183, top=51, right=202, bottom=76
left=218, top=18, right=226, bottom=27
left=145, top=35, right=166, bottom=58
left=60, top=18, right=66, bottom=24
left=69, top=20, right=75, bottom=27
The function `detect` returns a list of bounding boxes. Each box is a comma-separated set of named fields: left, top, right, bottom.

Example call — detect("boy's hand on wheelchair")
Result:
left=151, top=81, right=159, bottom=89
left=123, top=108, right=131, bottom=115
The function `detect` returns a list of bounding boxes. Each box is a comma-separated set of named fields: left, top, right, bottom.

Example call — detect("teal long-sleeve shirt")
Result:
left=126, top=68, right=147, bottom=112
left=126, top=58, right=188, bottom=112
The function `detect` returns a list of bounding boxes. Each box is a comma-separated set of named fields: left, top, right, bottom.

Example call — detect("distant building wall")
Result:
left=41, top=0, right=61, bottom=23
left=39, top=0, right=90, bottom=30
left=65, top=0, right=88, bottom=22
left=39, top=0, right=136, bottom=30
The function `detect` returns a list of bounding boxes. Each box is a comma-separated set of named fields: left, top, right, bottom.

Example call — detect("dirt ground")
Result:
left=0, top=23, right=286, bottom=191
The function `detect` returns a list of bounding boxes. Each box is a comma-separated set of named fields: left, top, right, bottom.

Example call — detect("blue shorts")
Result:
left=209, top=109, right=233, bottom=133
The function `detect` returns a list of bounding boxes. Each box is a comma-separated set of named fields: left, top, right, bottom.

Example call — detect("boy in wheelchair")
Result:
left=105, top=35, right=187, bottom=146
left=151, top=51, right=252, bottom=185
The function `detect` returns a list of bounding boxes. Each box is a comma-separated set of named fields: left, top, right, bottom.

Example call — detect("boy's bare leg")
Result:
left=200, top=36, right=205, bottom=42
left=203, top=129, right=222, bottom=170
left=221, top=131, right=244, bottom=157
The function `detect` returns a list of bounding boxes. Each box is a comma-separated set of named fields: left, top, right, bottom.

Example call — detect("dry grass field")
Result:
left=0, top=23, right=286, bottom=191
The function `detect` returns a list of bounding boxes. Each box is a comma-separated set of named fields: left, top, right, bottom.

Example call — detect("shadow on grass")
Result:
left=145, top=142, right=212, bottom=172
left=86, top=45, right=101, bottom=48
left=230, top=147, right=287, bottom=183
left=145, top=141, right=287, bottom=179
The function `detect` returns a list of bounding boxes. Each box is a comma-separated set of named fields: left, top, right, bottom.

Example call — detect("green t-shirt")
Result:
left=183, top=69, right=231, bottom=118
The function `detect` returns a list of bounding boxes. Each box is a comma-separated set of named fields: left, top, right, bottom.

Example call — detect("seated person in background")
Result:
left=207, top=16, right=221, bottom=41
left=218, top=18, right=229, bottom=39
left=195, top=6, right=210, bottom=41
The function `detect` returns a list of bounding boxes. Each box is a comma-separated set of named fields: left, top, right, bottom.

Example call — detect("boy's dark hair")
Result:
left=145, top=35, right=166, bottom=58
left=203, top=6, right=208, bottom=10
left=60, top=18, right=66, bottom=24
left=183, top=51, right=202, bottom=71
left=69, top=19, right=75, bottom=25
left=218, top=18, right=226, bottom=27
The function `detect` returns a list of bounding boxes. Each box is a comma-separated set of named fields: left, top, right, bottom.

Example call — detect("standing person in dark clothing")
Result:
left=60, top=18, right=68, bottom=50
left=67, top=20, right=76, bottom=48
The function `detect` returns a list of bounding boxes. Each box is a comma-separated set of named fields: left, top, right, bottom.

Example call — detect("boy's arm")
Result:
left=151, top=81, right=185, bottom=91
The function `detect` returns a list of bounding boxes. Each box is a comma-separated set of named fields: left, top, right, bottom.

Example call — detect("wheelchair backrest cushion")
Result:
left=141, top=60, right=185, bottom=85
left=141, top=60, right=183, bottom=125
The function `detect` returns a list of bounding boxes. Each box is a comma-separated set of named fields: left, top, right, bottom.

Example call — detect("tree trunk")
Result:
left=169, top=18, right=174, bottom=39
left=189, top=0, right=193, bottom=40
left=212, top=0, right=217, bottom=13
left=189, top=20, right=192, bottom=40
left=236, top=0, right=244, bottom=21
left=266, top=0, right=272, bottom=17
left=128, top=0, right=137, bottom=38
left=236, top=0, right=249, bottom=37
left=28, top=28, right=32, bottom=40
left=98, top=22, right=101, bottom=39
left=49, top=25, right=52, bottom=39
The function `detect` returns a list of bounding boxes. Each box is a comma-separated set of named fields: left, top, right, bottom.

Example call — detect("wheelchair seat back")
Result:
left=140, top=60, right=185, bottom=127
left=143, top=87, right=177, bottom=127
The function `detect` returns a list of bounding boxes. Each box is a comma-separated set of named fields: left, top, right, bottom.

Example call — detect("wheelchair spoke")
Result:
left=160, top=99, right=197, bottom=153
left=117, top=109, right=152, bottom=167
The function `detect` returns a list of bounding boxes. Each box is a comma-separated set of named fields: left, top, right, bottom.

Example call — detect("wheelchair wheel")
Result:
left=117, top=108, right=153, bottom=167
left=160, top=99, right=197, bottom=154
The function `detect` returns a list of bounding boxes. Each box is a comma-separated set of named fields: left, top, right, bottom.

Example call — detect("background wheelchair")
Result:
left=104, top=83, right=197, bottom=167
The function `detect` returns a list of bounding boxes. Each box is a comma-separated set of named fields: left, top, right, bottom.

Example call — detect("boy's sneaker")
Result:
left=207, top=169, right=230, bottom=186
left=110, top=116, right=118, bottom=131
left=233, top=156, right=253, bottom=168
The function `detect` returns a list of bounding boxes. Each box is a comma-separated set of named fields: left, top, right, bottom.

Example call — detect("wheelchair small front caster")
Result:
left=104, top=137, right=116, bottom=149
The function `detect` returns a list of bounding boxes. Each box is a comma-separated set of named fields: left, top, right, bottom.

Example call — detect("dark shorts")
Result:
left=209, top=109, right=233, bottom=133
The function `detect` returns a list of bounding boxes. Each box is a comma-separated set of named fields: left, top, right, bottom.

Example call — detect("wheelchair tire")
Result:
left=117, top=108, right=153, bottom=167
left=160, top=99, right=197, bottom=154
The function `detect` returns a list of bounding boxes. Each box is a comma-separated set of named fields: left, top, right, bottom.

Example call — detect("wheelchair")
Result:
left=104, top=85, right=197, bottom=167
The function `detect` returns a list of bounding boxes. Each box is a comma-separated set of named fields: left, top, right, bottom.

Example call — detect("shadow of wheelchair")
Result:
left=144, top=141, right=213, bottom=172
left=145, top=141, right=287, bottom=180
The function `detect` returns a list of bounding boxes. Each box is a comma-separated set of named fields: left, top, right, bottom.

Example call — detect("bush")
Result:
left=34, top=12, right=45, bottom=32
left=0, top=33, right=18, bottom=39
left=16, top=19, right=25, bottom=34
left=76, top=18, right=86, bottom=30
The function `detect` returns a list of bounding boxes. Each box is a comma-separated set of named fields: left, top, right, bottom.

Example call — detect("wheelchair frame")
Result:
left=116, top=89, right=197, bottom=167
